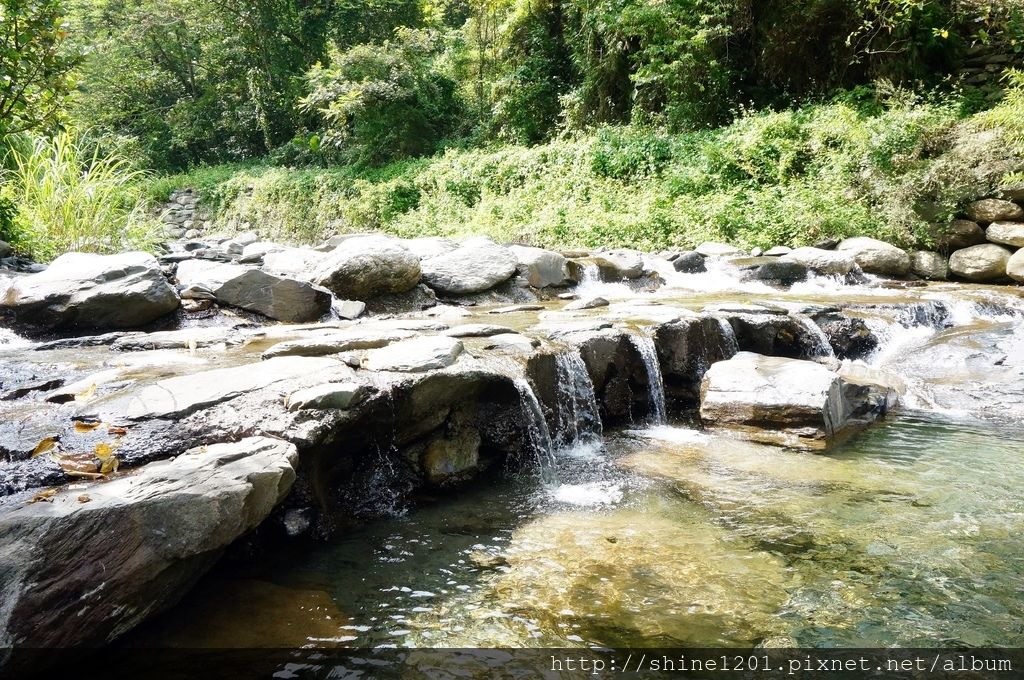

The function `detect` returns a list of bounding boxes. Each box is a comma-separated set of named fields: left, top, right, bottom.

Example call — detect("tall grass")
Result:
left=3, top=132, right=159, bottom=261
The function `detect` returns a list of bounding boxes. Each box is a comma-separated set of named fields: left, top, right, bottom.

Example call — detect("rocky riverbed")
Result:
left=1, top=208, right=1023, bottom=668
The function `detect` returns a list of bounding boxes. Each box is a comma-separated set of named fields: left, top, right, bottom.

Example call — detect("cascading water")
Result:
left=712, top=316, right=740, bottom=357
left=628, top=333, right=667, bottom=425
left=553, top=350, right=603, bottom=448
left=791, top=313, right=836, bottom=359
left=511, top=377, right=557, bottom=480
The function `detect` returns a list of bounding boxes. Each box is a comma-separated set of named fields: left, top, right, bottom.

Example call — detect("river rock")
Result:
left=0, top=241, right=11, bottom=258
left=672, top=251, right=706, bottom=273
left=238, top=241, right=287, bottom=264
left=404, top=237, right=458, bottom=260
left=927, top=220, right=985, bottom=253
left=441, top=324, right=516, bottom=338
left=594, top=249, right=646, bottom=279
left=509, top=245, right=570, bottom=288
left=699, top=352, right=896, bottom=450
left=261, top=248, right=326, bottom=279
left=763, top=246, right=792, bottom=256
left=421, top=239, right=518, bottom=294
left=909, top=251, right=949, bottom=280
left=0, top=252, right=179, bottom=331
left=811, top=313, right=879, bottom=360
left=1007, top=249, right=1024, bottom=283
left=361, top=336, right=464, bottom=372
left=696, top=242, right=744, bottom=257
left=781, top=247, right=856, bottom=276
left=966, top=198, right=1024, bottom=223
left=333, top=299, right=366, bottom=320
left=836, top=237, right=910, bottom=277
left=222, top=231, right=259, bottom=255
left=731, top=257, right=807, bottom=285
left=564, top=296, right=609, bottom=310
left=313, top=235, right=421, bottom=300
left=948, top=243, right=1013, bottom=282
left=482, top=333, right=540, bottom=353
left=654, top=316, right=738, bottom=406
left=0, top=437, right=297, bottom=651
left=285, top=382, right=368, bottom=411
left=262, top=329, right=418, bottom=358
left=984, top=221, right=1024, bottom=248
left=176, top=260, right=330, bottom=322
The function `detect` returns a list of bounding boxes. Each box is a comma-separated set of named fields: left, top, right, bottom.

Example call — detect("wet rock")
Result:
left=985, top=221, right=1024, bottom=248
left=0, top=437, right=297, bottom=652
left=948, top=243, right=1013, bottom=282
left=811, top=313, right=879, bottom=360
left=592, top=249, right=646, bottom=279
left=481, top=333, right=540, bottom=354
left=724, top=313, right=833, bottom=360
left=696, top=242, right=743, bottom=257
left=1007, top=249, right=1024, bottom=283
left=420, top=406, right=482, bottom=485
left=836, top=237, right=910, bottom=277
left=421, top=238, right=518, bottom=295
left=926, top=220, right=986, bottom=253
left=509, top=245, right=570, bottom=288
left=262, top=329, right=417, bottom=358
left=574, top=330, right=660, bottom=425
left=313, top=235, right=421, bottom=300
left=285, top=382, right=369, bottom=411
left=488, top=304, right=544, bottom=314
left=362, top=336, right=464, bottom=372
left=564, top=296, right=609, bottom=310
left=699, top=352, right=896, bottom=450
left=654, top=316, right=738, bottom=407
left=176, top=260, right=331, bottom=322
left=731, top=257, right=807, bottom=285
left=672, top=251, right=706, bottom=273
left=0, top=252, right=179, bottom=332
left=909, top=251, right=949, bottom=280
left=404, top=236, right=458, bottom=260
left=782, top=247, right=856, bottom=276
left=110, top=327, right=240, bottom=352
left=441, top=324, right=516, bottom=338
left=966, top=198, right=1024, bottom=223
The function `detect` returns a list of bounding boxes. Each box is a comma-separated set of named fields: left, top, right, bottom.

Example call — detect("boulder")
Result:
left=404, top=236, right=458, bottom=260
left=909, top=251, right=949, bottom=280
left=0, top=252, right=179, bottom=331
left=997, top=183, right=1024, bottom=202
left=313, top=235, right=421, bottom=300
left=1007, top=248, right=1024, bottom=283
left=696, top=242, right=744, bottom=257
left=509, top=245, right=570, bottom=288
left=238, top=241, right=287, bottom=264
left=0, top=437, right=297, bottom=651
left=176, top=260, right=330, bottom=322
left=592, top=249, right=646, bottom=279
left=948, top=243, right=1013, bottom=282
left=671, top=251, right=706, bottom=273
left=927, top=220, right=986, bottom=253
left=966, top=198, right=1024, bottom=223
left=811, top=313, right=879, bottom=360
left=420, top=239, right=518, bottom=294
left=699, top=352, right=896, bottom=450
left=984, top=221, right=1024, bottom=248
left=362, top=336, right=464, bottom=372
left=781, top=247, right=856, bottom=276
left=763, top=246, right=792, bottom=257
left=285, top=382, right=368, bottom=411
left=261, top=248, right=326, bottom=280
left=731, top=257, right=807, bottom=285
left=222, top=231, right=259, bottom=255
left=0, top=241, right=11, bottom=258
left=836, top=237, right=910, bottom=277
left=332, top=299, right=366, bottom=320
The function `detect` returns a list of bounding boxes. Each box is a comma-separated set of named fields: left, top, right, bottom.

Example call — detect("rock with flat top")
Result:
left=782, top=247, right=856, bottom=276
left=362, top=336, right=464, bottom=372
left=421, top=239, right=518, bottom=294
left=286, top=382, right=368, bottom=411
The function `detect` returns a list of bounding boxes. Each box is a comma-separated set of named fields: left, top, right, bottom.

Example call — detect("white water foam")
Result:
left=627, top=425, right=710, bottom=444
left=550, top=481, right=623, bottom=507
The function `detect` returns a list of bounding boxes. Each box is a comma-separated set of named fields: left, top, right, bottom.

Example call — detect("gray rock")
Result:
left=984, top=221, right=1024, bottom=247
left=0, top=241, right=11, bottom=258
left=592, top=249, right=646, bottom=279
left=509, top=245, right=571, bottom=288
left=313, top=235, right=421, bottom=300
left=699, top=352, right=896, bottom=450
left=110, top=327, right=239, bottom=352
left=966, top=198, right=1024, bottom=223
left=927, top=220, right=986, bottom=252
left=261, top=248, right=326, bottom=280
left=286, top=382, right=368, bottom=411
left=836, top=237, right=910, bottom=276
left=763, top=246, right=792, bottom=256
left=781, top=247, right=856, bottom=276
left=564, top=296, right=609, bottom=310
left=332, top=299, right=366, bottom=320
left=1007, top=248, right=1024, bottom=283
left=487, top=304, right=544, bottom=314
left=404, top=236, right=458, bottom=260
left=948, top=243, right=1013, bottom=282
left=671, top=251, right=706, bottom=273
left=421, top=239, right=518, bottom=294
left=696, top=242, right=744, bottom=257
left=362, top=336, right=464, bottom=372
left=997, top=183, right=1024, bottom=202
left=481, top=333, right=539, bottom=354
left=0, top=252, right=179, bottom=331
left=442, top=324, right=516, bottom=338
left=176, top=260, right=330, bottom=322
left=910, top=251, right=949, bottom=280
left=750, top=247, right=764, bottom=257
left=0, top=437, right=297, bottom=650
left=222, top=231, right=259, bottom=255
left=751, top=258, right=808, bottom=284
left=238, top=241, right=287, bottom=264
left=261, top=329, right=417, bottom=359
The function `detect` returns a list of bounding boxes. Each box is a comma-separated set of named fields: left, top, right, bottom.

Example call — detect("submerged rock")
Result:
left=699, top=352, right=897, bottom=450
left=0, top=252, right=179, bottom=331
left=0, top=437, right=297, bottom=652
left=949, top=243, right=1013, bottom=282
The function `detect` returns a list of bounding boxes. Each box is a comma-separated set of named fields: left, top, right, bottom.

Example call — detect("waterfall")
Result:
left=553, top=350, right=603, bottom=447
left=628, top=333, right=667, bottom=424
left=511, top=377, right=557, bottom=478
left=792, top=313, right=836, bottom=359
left=579, top=263, right=601, bottom=286
left=711, top=316, right=740, bottom=357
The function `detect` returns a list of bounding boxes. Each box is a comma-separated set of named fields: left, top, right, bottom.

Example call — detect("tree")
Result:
left=0, top=0, right=78, bottom=138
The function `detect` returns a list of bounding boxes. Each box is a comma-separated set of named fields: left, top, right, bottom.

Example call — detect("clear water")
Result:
left=130, top=411, right=1024, bottom=650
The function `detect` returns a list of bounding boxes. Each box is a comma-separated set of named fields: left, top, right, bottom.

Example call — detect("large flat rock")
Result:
left=176, top=260, right=330, bottom=322
left=0, top=437, right=297, bottom=652
left=420, top=238, right=518, bottom=294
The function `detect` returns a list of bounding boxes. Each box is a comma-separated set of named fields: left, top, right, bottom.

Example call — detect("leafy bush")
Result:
left=4, top=132, right=159, bottom=260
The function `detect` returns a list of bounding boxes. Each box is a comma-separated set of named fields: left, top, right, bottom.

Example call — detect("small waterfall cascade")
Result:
left=579, top=263, right=601, bottom=286
left=511, top=377, right=557, bottom=479
left=711, top=316, right=740, bottom=357
left=553, top=350, right=603, bottom=447
left=628, top=333, right=667, bottom=425
left=792, top=313, right=836, bottom=359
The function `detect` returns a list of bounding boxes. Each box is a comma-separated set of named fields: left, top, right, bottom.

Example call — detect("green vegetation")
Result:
left=1, top=0, right=1023, bottom=259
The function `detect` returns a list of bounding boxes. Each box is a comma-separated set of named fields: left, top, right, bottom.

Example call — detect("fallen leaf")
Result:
left=107, top=425, right=128, bottom=436
left=77, top=494, right=91, bottom=503
left=59, top=452, right=100, bottom=477
left=74, top=383, right=97, bottom=401
left=94, top=442, right=115, bottom=460
left=74, top=420, right=102, bottom=432
left=28, top=488, right=58, bottom=504
left=99, top=456, right=119, bottom=475
left=31, top=437, right=58, bottom=457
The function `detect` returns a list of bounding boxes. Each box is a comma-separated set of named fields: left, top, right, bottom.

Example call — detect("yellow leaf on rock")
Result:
left=74, top=420, right=101, bottom=432
left=99, top=456, right=119, bottom=475
left=94, top=442, right=114, bottom=460
left=31, top=438, right=57, bottom=457
left=28, top=488, right=58, bottom=504
left=75, top=384, right=97, bottom=401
